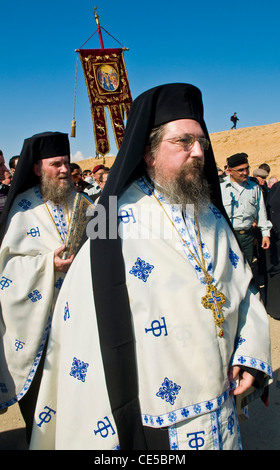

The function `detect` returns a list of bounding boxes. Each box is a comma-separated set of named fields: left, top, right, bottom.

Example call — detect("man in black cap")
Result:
left=0, top=132, right=92, bottom=442
left=30, top=86, right=271, bottom=451
left=220, top=152, right=271, bottom=265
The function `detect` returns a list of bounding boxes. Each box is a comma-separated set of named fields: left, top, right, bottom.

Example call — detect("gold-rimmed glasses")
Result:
left=162, top=134, right=210, bottom=151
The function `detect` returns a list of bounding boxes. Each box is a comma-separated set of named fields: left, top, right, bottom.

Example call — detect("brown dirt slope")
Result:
left=74, top=122, right=280, bottom=179
left=211, top=122, right=280, bottom=179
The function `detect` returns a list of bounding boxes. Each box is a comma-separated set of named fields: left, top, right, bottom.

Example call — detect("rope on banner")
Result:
left=71, top=54, right=79, bottom=138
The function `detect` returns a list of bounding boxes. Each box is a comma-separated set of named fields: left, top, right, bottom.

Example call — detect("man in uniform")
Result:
left=220, top=153, right=271, bottom=265
left=0, top=132, right=92, bottom=441
left=30, top=86, right=271, bottom=450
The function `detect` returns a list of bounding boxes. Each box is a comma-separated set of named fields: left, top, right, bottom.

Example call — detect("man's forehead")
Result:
left=164, top=119, right=204, bottom=134
left=230, top=163, right=248, bottom=170
left=41, top=155, right=69, bottom=164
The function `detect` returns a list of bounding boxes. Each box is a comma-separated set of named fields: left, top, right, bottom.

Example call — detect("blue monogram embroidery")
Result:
left=15, top=339, right=25, bottom=351
left=94, top=416, right=116, bottom=438
left=37, top=406, right=56, bottom=428
left=70, top=357, right=89, bottom=382
left=0, top=276, right=12, bottom=290
left=27, top=227, right=40, bottom=237
left=156, top=377, right=181, bottom=405
left=229, top=248, right=239, bottom=268
left=187, top=431, right=205, bottom=450
left=64, top=302, right=70, bottom=321
left=118, top=208, right=136, bottom=223
left=145, top=317, right=168, bottom=337
left=129, top=257, right=154, bottom=282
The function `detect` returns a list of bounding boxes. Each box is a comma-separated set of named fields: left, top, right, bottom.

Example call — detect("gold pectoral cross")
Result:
left=201, top=283, right=226, bottom=337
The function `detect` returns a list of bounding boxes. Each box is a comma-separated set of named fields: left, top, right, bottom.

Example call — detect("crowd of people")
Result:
left=0, top=83, right=276, bottom=450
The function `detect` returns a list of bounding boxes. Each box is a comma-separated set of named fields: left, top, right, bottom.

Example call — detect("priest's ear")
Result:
left=144, top=146, right=155, bottom=168
left=33, top=161, right=42, bottom=177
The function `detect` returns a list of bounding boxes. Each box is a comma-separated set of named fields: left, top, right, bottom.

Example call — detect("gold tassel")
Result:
left=70, top=54, right=79, bottom=138
left=70, top=119, right=76, bottom=138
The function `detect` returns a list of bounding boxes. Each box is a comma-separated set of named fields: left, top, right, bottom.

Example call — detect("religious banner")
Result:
left=78, top=48, right=132, bottom=155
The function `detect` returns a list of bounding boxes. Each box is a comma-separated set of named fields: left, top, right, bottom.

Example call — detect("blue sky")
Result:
left=1, top=0, right=280, bottom=165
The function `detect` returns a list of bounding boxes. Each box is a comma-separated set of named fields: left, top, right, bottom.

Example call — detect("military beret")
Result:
left=92, top=164, right=105, bottom=173
left=227, top=153, right=248, bottom=168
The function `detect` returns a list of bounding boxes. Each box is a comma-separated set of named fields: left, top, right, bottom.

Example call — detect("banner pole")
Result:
left=94, top=6, right=104, bottom=49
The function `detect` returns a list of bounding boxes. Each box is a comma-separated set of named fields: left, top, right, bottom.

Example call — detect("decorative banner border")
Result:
left=78, top=48, right=132, bottom=155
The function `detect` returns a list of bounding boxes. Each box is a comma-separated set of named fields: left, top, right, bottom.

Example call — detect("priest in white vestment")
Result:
left=0, top=132, right=92, bottom=442
left=30, top=85, right=272, bottom=450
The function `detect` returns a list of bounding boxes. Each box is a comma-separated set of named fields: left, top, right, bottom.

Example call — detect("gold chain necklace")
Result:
left=142, top=177, right=226, bottom=337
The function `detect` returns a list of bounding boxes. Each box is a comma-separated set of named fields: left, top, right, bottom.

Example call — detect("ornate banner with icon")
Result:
left=78, top=47, right=132, bottom=155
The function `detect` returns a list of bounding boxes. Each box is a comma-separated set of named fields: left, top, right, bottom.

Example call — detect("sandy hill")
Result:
left=74, top=122, right=280, bottom=179
left=211, top=122, right=280, bottom=179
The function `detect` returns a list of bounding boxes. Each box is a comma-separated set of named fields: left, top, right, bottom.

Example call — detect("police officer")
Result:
left=220, top=153, right=271, bottom=264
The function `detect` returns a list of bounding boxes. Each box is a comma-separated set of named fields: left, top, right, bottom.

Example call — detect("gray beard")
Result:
left=40, top=171, right=74, bottom=206
left=151, top=161, right=211, bottom=213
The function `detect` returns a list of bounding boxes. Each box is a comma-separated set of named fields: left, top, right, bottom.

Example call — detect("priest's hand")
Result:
left=228, top=365, right=255, bottom=396
left=54, top=245, right=74, bottom=272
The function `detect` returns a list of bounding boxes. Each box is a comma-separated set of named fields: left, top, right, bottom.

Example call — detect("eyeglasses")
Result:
left=231, top=165, right=250, bottom=174
left=163, top=134, right=210, bottom=151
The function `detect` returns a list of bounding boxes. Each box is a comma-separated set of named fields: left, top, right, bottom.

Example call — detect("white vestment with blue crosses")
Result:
left=0, top=186, right=80, bottom=409
left=30, top=180, right=272, bottom=450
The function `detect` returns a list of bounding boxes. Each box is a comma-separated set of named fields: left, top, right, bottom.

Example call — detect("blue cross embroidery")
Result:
left=69, top=357, right=89, bottom=382
left=156, top=416, right=164, bottom=426
left=238, top=356, right=247, bottom=365
left=181, top=408, right=190, bottom=419
left=193, top=404, right=202, bottom=415
left=28, top=290, right=42, bottom=302
left=229, top=248, right=239, bottom=268
left=236, top=336, right=246, bottom=349
left=168, top=412, right=177, bottom=423
left=18, top=199, right=32, bottom=210
left=129, top=257, right=154, bottom=282
left=156, top=377, right=181, bottom=405
left=206, top=400, right=214, bottom=411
